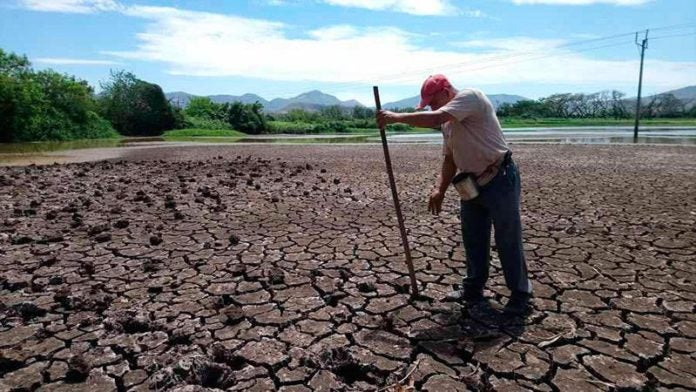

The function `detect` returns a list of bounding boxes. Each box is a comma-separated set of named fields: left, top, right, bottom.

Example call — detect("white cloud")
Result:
left=17, top=2, right=694, bottom=96
left=101, top=5, right=695, bottom=94
left=308, top=25, right=360, bottom=40
left=456, top=37, right=567, bottom=52
left=18, top=0, right=122, bottom=13
left=511, top=0, right=652, bottom=5
left=34, top=57, right=122, bottom=65
left=320, top=0, right=458, bottom=16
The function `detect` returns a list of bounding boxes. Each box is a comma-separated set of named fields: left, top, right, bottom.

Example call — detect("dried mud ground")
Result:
left=1, top=143, right=695, bottom=392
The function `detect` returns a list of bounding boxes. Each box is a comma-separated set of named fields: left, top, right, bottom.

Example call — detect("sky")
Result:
left=1, top=0, right=695, bottom=105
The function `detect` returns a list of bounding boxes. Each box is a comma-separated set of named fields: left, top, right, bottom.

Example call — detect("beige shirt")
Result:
left=440, top=88, right=509, bottom=176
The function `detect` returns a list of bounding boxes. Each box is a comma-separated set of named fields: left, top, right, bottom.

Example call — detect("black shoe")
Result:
left=444, top=289, right=485, bottom=304
left=503, top=292, right=531, bottom=316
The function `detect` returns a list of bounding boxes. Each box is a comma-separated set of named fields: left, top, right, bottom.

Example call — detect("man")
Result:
left=376, top=74, right=532, bottom=315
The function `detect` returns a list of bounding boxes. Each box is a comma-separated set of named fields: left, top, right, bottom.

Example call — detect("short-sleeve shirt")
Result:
left=439, top=88, right=509, bottom=176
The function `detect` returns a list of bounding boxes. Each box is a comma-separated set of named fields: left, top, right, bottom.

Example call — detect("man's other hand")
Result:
left=428, top=189, right=445, bottom=215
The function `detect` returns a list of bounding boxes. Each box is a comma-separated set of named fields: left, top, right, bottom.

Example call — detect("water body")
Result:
left=1, top=126, right=695, bottom=166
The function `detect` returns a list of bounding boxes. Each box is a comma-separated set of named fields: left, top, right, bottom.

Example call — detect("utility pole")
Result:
left=633, top=29, right=649, bottom=140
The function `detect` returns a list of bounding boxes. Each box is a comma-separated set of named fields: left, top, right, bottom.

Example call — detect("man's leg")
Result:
left=459, top=199, right=493, bottom=297
left=485, top=160, right=532, bottom=313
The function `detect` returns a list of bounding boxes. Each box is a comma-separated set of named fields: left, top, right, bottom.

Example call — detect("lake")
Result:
left=1, top=126, right=695, bottom=166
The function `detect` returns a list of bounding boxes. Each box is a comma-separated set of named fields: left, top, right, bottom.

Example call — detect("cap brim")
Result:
left=415, top=98, right=430, bottom=110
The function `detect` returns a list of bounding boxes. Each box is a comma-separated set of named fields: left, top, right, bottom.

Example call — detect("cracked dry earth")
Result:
left=0, top=143, right=695, bottom=392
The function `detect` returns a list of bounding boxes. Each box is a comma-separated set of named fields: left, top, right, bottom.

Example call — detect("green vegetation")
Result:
left=0, top=49, right=119, bottom=142
left=183, top=116, right=232, bottom=130
left=97, top=70, right=183, bottom=136
left=181, top=97, right=266, bottom=134
left=163, top=128, right=246, bottom=138
left=497, top=91, right=696, bottom=120
left=182, top=96, right=232, bottom=130
left=263, top=105, right=418, bottom=134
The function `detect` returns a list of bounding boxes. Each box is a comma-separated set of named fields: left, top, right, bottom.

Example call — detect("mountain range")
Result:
left=166, top=85, right=696, bottom=113
left=167, top=90, right=364, bottom=113
left=380, top=93, right=528, bottom=110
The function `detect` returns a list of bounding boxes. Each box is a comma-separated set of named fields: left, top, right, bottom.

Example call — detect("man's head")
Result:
left=416, top=74, right=456, bottom=111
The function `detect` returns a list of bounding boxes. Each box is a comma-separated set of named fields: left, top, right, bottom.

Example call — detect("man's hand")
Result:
left=376, top=110, right=400, bottom=129
left=428, top=189, right=445, bottom=215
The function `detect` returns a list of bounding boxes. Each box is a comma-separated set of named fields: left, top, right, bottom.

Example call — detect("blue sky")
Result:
left=1, top=0, right=694, bottom=105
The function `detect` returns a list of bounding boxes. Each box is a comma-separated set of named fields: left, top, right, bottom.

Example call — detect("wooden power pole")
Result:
left=634, top=30, right=649, bottom=140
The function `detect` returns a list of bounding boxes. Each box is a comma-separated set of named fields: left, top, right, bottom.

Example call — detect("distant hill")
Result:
left=167, top=86, right=695, bottom=114
left=657, top=85, right=696, bottom=102
left=166, top=90, right=363, bottom=113
left=209, top=94, right=268, bottom=106
left=381, top=96, right=419, bottom=110
left=489, top=94, right=530, bottom=108
left=382, top=93, right=528, bottom=110
left=624, top=85, right=696, bottom=110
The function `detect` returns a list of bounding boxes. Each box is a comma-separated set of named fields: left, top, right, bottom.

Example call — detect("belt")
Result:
left=475, top=151, right=512, bottom=187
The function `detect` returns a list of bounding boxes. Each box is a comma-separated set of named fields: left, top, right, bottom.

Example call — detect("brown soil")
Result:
left=1, top=143, right=694, bottom=391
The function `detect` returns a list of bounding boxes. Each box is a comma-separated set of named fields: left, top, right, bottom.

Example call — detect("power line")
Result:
left=328, top=31, right=638, bottom=90
left=263, top=23, right=696, bottom=99
left=341, top=22, right=695, bottom=88
left=650, top=31, right=696, bottom=41
left=331, top=35, right=640, bottom=92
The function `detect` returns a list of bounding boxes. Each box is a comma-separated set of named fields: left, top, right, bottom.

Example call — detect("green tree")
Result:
left=185, top=96, right=219, bottom=119
left=98, top=70, right=177, bottom=136
left=0, top=49, right=35, bottom=141
left=282, top=108, right=320, bottom=122
left=319, top=105, right=344, bottom=120
left=655, top=93, right=684, bottom=118
left=610, top=90, right=628, bottom=119
left=0, top=49, right=116, bottom=142
left=351, top=105, right=374, bottom=119
left=224, top=101, right=268, bottom=134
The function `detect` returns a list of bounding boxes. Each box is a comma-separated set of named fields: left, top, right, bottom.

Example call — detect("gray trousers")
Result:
left=459, top=158, right=532, bottom=295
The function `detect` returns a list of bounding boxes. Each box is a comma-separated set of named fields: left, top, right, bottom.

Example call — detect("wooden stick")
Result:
left=373, top=86, right=419, bottom=298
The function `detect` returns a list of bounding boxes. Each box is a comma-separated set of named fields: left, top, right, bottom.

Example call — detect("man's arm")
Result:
left=429, top=152, right=457, bottom=215
left=437, top=153, right=457, bottom=193
left=377, top=110, right=455, bottom=129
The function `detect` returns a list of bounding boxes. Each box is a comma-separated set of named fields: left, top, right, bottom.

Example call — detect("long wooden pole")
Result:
left=373, top=86, right=419, bottom=297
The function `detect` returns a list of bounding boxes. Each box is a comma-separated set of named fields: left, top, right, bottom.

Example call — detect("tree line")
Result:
left=0, top=49, right=269, bottom=142
left=496, top=90, right=696, bottom=119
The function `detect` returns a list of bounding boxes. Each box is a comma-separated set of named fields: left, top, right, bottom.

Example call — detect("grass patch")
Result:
left=163, top=128, right=247, bottom=138
left=268, top=121, right=317, bottom=134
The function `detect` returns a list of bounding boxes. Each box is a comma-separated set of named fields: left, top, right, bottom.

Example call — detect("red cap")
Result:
left=416, top=74, right=452, bottom=110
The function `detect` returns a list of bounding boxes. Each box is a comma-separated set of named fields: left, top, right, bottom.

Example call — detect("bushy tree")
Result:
left=0, top=49, right=116, bottom=142
left=351, top=106, right=375, bottom=119
left=283, top=108, right=320, bottom=123
left=0, top=51, right=35, bottom=141
left=320, top=105, right=344, bottom=120
left=497, top=100, right=550, bottom=118
left=185, top=96, right=221, bottom=119
left=98, top=70, right=177, bottom=136
left=223, top=101, right=268, bottom=134
left=610, top=91, right=629, bottom=119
